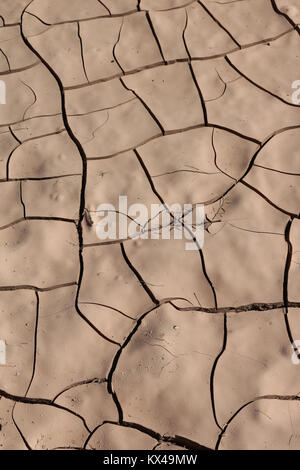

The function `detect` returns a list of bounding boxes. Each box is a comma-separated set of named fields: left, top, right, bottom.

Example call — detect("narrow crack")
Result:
left=3, top=0, right=299, bottom=452
left=120, top=77, right=165, bottom=135
left=77, top=21, right=89, bottom=83
left=182, top=9, right=208, bottom=124
left=120, top=242, right=159, bottom=305
left=170, top=300, right=300, bottom=314
left=19, top=181, right=26, bottom=218
left=79, top=301, right=136, bottom=321
left=112, top=19, right=125, bottom=74
left=145, top=11, right=166, bottom=65
left=68, top=97, right=136, bottom=117
left=0, top=48, right=11, bottom=71
left=0, top=282, right=78, bottom=292
left=20, top=79, right=37, bottom=121
left=254, top=164, right=300, bottom=177
left=97, top=0, right=111, bottom=16
left=0, top=112, right=62, bottom=130
left=52, top=377, right=107, bottom=403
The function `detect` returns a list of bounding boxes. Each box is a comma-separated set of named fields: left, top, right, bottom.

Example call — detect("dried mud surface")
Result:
left=0, top=0, right=300, bottom=451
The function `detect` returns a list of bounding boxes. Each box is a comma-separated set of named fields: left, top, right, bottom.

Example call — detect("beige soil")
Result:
left=0, top=0, right=299, bottom=451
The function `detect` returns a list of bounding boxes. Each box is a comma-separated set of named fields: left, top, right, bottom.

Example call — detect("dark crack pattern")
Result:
left=0, top=0, right=299, bottom=451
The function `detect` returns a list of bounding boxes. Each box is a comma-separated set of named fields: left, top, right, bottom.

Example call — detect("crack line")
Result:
left=77, top=21, right=89, bottom=83
left=197, top=0, right=241, bottom=47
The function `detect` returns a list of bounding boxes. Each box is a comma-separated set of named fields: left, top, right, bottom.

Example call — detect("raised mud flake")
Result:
left=123, top=62, right=205, bottom=132
left=0, top=220, right=79, bottom=288
left=113, top=303, right=224, bottom=449
left=214, top=309, right=300, bottom=429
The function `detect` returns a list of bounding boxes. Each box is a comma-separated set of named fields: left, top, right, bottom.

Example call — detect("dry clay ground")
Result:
left=0, top=0, right=300, bottom=451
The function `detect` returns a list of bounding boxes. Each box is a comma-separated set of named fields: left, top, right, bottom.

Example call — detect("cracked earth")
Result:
left=0, top=0, right=300, bottom=451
